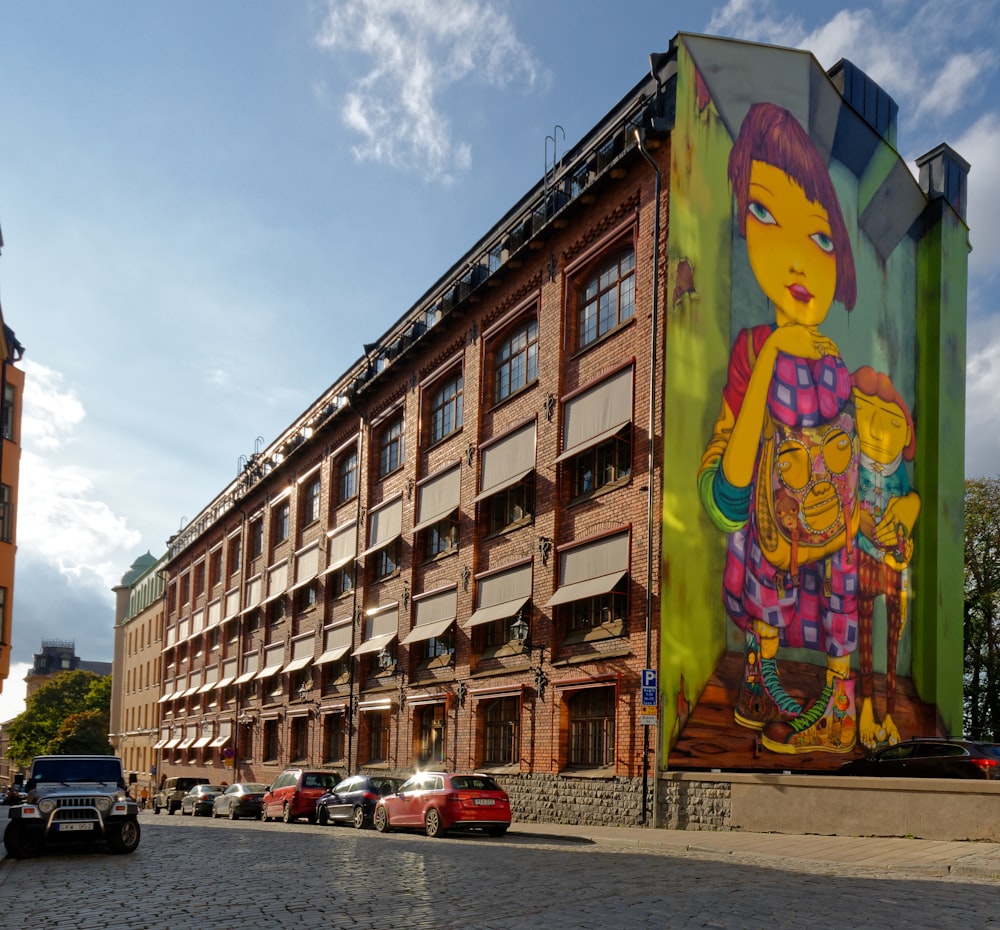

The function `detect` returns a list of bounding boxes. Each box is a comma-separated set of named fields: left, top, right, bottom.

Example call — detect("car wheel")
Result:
left=261, top=806, right=270, bottom=823
left=317, top=806, right=329, bottom=826
left=3, top=821, right=45, bottom=859
left=352, top=805, right=366, bottom=830
left=107, top=818, right=141, bottom=855
left=229, top=806, right=238, bottom=821
left=424, top=808, right=446, bottom=838
left=485, top=826, right=508, bottom=838
left=282, top=803, right=294, bottom=824
left=373, top=805, right=390, bottom=833
left=153, top=804, right=160, bottom=815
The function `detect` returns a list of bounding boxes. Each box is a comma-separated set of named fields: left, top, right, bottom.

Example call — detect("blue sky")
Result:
left=1, top=0, right=998, bottom=719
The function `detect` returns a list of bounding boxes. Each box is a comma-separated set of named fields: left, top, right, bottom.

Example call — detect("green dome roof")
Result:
left=120, top=551, right=157, bottom=587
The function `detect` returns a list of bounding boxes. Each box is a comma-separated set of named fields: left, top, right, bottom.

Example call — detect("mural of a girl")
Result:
left=698, top=102, right=862, bottom=755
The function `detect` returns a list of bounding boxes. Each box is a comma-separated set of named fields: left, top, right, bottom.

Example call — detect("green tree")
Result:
left=5, top=671, right=112, bottom=767
left=47, top=710, right=113, bottom=755
left=964, top=477, right=1000, bottom=741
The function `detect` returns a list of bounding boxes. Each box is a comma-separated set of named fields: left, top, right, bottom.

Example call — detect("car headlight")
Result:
left=95, top=797, right=112, bottom=814
left=38, top=799, right=56, bottom=815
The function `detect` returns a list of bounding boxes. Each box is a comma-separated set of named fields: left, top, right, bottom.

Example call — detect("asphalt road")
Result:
left=1, top=812, right=998, bottom=929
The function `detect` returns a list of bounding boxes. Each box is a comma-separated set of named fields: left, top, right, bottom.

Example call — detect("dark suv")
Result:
left=839, top=738, right=1000, bottom=779
left=261, top=768, right=341, bottom=823
left=153, top=776, right=211, bottom=814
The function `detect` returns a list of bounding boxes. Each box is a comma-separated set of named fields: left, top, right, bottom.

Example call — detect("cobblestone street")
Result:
left=1, top=813, right=999, bottom=929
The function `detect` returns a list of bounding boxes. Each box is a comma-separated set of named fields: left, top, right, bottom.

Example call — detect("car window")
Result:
left=979, top=744, right=1000, bottom=759
left=914, top=742, right=966, bottom=758
left=373, top=778, right=401, bottom=794
left=877, top=745, right=915, bottom=762
left=450, top=775, right=500, bottom=790
left=398, top=776, right=421, bottom=793
left=333, top=778, right=353, bottom=793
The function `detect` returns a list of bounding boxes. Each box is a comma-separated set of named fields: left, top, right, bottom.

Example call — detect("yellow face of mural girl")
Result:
left=745, top=160, right=838, bottom=328
left=853, top=392, right=910, bottom=465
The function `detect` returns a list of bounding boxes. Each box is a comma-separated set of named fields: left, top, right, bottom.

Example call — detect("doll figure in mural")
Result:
left=698, top=101, right=861, bottom=755
left=851, top=366, right=919, bottom=750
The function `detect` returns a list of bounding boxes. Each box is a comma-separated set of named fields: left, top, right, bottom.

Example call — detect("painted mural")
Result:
left=661, top=34, right=967, bottom=772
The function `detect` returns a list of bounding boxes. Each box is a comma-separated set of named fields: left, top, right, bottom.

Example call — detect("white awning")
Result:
left=152, top=737, right=169, bottom=750
left=545, top=571, right=626, bottom=607
left=209, top=733, right=231, bottom=748
left=254, top=660, right=284, bottom=680
left=232, top=670, right=257, bottom=685
left=214, top=676, right=235, bottom=690
left=178, top=736, right=197, bottom=750
left=400, top=617, right=455, bottom=645
left=352, top=631, right=397, bottom=657
left=467, top=595, right=530, bottom=628
left=192, top=736, right=213, bottom=748
left=314, top=645, right=351, bottom=666
left=282, top=655, right=313, bottom=674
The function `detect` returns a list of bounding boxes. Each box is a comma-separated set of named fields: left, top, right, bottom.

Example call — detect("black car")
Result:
left=316, top=775, right=405, bottom=829
left=839, top=738, right=1000, bottom=779
left=211, top=782, right=269, bottom=820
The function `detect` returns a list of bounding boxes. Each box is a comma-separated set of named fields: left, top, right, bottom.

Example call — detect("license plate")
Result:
left=57, top=823, right=94, bottom=832
left=473, top=798, right=495, bottom=806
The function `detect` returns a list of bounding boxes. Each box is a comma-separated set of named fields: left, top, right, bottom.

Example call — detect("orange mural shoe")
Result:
left=761, top=675, right=857, bottom=754
left=733, top=630, right=801, bottom=730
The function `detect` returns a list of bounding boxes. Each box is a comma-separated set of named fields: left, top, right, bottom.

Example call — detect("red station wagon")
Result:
left=261, top=768, right=341, bottom=824
left=373, top=772, right=511, bottom=838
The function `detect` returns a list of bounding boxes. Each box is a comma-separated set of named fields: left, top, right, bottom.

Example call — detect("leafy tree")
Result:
left=47, top=710, right=113, bottom=755
left=964, top=477, right=1000, bottom=741
left=5, top=671, right=112, bottom=767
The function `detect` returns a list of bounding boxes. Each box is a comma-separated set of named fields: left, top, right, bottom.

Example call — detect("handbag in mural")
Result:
left=752, top=351, right=860, bottom=578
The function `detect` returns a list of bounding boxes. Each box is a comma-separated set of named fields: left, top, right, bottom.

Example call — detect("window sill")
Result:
left=558, top=766, right=615, bottom=779
left=572, top=315, right=635, bottom=359
left=484, top=514, right=534, bottom=541
left=562, top=620, right=624, bottom=645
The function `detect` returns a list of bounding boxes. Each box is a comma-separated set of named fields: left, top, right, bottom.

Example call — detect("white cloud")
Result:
left=316, top=0, right=542, bottom=181
left=0, top=663, right=30, bottom=724
left=953, top=112, right=1000, bottom=281
left=17, top=360, right=142, bottom=590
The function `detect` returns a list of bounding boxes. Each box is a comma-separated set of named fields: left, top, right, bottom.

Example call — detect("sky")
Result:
left=1, top=0, right=998, bottom=722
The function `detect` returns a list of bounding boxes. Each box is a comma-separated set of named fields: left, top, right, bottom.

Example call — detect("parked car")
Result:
left=180, top=784, right=227, bottom=816
left=316, top=775, right=405, bottom=829
left=838, top=738, right=1000, bottom=779
left=261, top=768, right=342, bottom=823
left=212, top=782, right=269, bottom=820
left=373, top=772, right=511, bottom=838
left=153, top=776, right=210, bottom=815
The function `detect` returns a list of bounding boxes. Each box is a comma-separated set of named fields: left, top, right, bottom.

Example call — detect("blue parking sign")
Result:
left=641, top=669, right=657, bottom=690
left=641, top=686, right=658, bottom=707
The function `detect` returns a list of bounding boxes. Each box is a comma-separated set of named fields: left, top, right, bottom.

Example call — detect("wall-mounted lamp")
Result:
left=377, top=647, right=396, bottom=672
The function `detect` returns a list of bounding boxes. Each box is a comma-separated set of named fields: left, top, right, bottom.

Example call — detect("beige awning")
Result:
left=467, top=596, right=530, bottom=628
left=352, top=631, right=397, bottom=657
left=282, top=656, right=313, bottom=674
left=545, top=571, right=626, bottom=607
left=192, top=736, right=212, bottom=748
left=314, top=645, right=351, bottom=666
left=400, top=617, right=454, bottom=645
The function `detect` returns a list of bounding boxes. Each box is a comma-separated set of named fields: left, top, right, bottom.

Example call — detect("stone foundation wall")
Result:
left=493, top=772, right=734, bottom=829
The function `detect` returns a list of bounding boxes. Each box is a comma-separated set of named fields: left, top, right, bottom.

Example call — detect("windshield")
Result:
left=31, top=758, right=122, bottom=785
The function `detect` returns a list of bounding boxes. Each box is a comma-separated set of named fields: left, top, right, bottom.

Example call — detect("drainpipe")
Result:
left=634, top=127, right=661, bottom=826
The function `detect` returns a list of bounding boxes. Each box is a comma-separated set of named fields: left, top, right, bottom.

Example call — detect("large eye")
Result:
left=822, top=428, right=853, bottom=475
left=748, top=201, right=776, bottom=225
left=776, top=440, right=810, bottom=491
left=811, top=231, right=834, bottom=253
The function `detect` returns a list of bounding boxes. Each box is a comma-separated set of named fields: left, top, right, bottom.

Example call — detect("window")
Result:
left=268, top=598, right=288, bottom=627
left=568, top=688, right=616, bottom=767
left=179, top=574, right=190, bottom=607
left=426, top=517, right=458, bottom=558
left=571, top=429, right=631, bottom=498
left=429, top=371, right=463, bottom=443
left=367, top=711, right=389, bottom=764
left=484, top=697, right=519, bottom=765
left=374, top=542, right=399, bottom=580
left=321, top=656, right=350, bottom=692
left=487, top=480, right=533, bottom=534
left=415, top=630, right=453, bottom=666
left=0, top=484, right=10, bottom=542
left=209, top=549, right=223, bottom=589
left=263, top=719, right=279, bottom=763
left=577, top=247, right=635, bottom=349
left=245, top=608, right=261, bottom=633
left=328, top=566, right=353, bottom=598
left=494, top=318, right=538, bottom=403
left=297, top=581, right=319, bottom=612
left=228, top=535, right=242, bottom=575
left=290, top=717, right=309, bottom=761
left=416, top=706, right=445, bottom=766
left=568, top=586, right=627, bottom=633
left=193, top=562, right=205, bottom=597
left=2, top=383, right=15, bottom=442
left=378, top=414, right=404, bottom=478
left=302, top=476, right=321, bottom=526
left=323, top=714, right=345, bottom=763
left=273, top=501, right=290, bottom=545
left=337, top=450, right=358, bottom=505
left=250, top=518, right=264, bottom=560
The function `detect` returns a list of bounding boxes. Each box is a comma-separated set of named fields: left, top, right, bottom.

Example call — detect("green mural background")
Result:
left=660, top=34, right=967, bottom=770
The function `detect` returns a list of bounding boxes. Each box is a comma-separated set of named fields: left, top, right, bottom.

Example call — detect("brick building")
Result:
left=149, top=33, right=968, bottom=827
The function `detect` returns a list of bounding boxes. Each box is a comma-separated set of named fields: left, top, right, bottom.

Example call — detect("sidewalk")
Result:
left=509, top=822, right=1000, bottom=882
